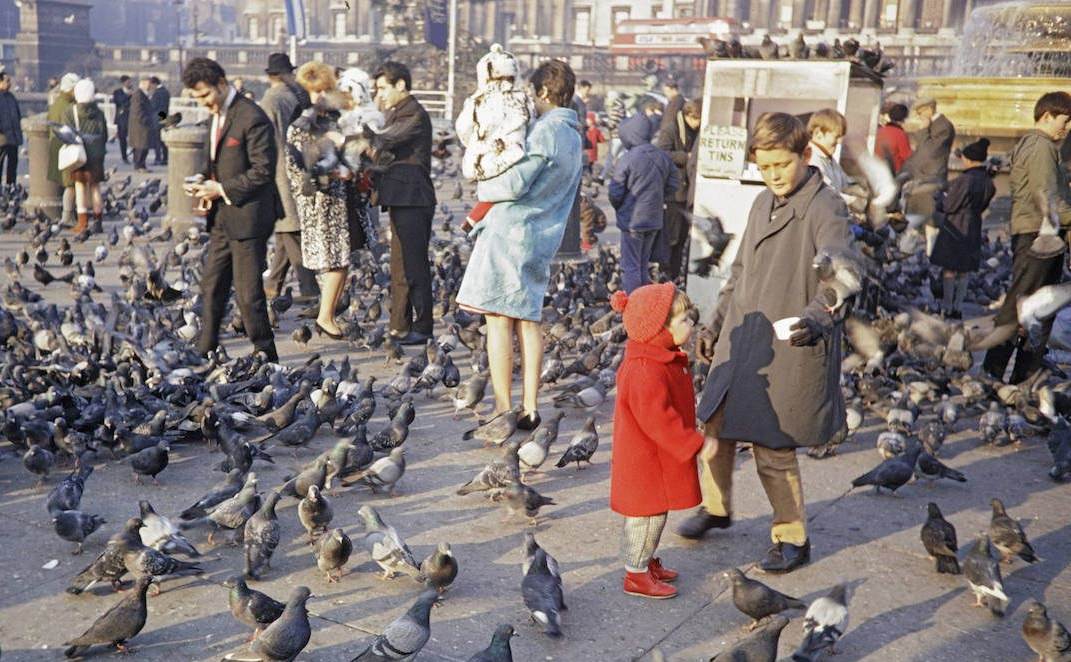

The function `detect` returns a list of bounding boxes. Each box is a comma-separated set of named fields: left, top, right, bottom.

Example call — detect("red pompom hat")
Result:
left=610, top=282, right=677, bottom=343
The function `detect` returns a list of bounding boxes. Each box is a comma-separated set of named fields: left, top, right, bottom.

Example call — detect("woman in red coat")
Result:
left=609, top=282, right=708, bottom=600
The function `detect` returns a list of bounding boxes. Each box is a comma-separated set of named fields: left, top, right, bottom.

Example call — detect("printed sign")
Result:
left=697, top=125, right=748, bottom=179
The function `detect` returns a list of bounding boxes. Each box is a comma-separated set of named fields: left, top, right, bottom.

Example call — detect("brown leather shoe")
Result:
left=72, top=212, right=88, bottom=235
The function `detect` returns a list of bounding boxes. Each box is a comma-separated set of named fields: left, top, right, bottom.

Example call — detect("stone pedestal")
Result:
left=162, top=124, right=209, bottom=233
left=21, top=112, right=62, bottom=219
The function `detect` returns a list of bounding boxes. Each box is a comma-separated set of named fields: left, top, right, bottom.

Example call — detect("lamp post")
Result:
left=445, top=0, right=458, bottom=120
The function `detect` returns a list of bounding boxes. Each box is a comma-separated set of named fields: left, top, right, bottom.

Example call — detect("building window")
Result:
left=272, top=15, right=285, bottom=40
left=248, top=16, right=260, bottom=41
left=573, top=9, right=591, bottom=43
left=334, top=11, right=347, bottom=39
left=613, top=6, right=630, bottom=26
left=880, top=0, right=899, bottom=28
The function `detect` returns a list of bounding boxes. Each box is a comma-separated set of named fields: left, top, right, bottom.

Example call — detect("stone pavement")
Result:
left=0, top=157, right=1067, bottom=661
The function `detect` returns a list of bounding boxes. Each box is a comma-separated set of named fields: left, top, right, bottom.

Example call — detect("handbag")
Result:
left=58, top=110, right=87, bottom=172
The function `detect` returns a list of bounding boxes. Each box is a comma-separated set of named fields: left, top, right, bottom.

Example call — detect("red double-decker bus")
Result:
left=610, top=17, right=740, bottom=73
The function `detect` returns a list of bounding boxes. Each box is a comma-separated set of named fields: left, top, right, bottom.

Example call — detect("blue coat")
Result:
left=456, top=107, right=583, bottom=321
left=608, top=113, right=678, bottom=232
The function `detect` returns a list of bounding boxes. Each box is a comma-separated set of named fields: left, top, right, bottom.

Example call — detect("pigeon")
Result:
left=279, top=456, right=329, bottom=500
left=850, top=443, right=921, bottom=494
left=920, top=502, right=960, bottom=574
left=552, top=382, right=607, bottom=409
left=298, top=484, right=333, bottom=541
left=315, top=527, right=353, bottom=582
left=518, top=411, right=565, bottom=472
left=491, top=481, right=556, bottom=523
left=876, top=430, right=907, bottom=459
left=181, top=472, right=260, bottom=545
left=247, top=586, right=313, bottom=661
left=420, top=541, right=459, bottom=594
left=793, top=584, right=849, bottom=661
left=457, top=444, right=520, bottom=495
left=914, top=451, right=967, bottom=485
left=64, top=575, right=153, bottom=658
left=53, top=510, right=107, bottom=555
left=228, top=576, right=285, bottom=640
left=123, top=541, right=204, bottom=588
left=989, top=497, right=1038, bottom=564
left=47, top=456, right=93, bottom=515
left=358, top=505, right=424, bottom=581
left=350, top=590, right=442, bottom=661
left=462, top=406, right=521, bottom=446
left=244, top=490, right=283, bottom=579
left=1021, top=599, right=1071, bottom=662
left=66, top=518, right=144, bottom=595
left=724, top=567, right=806, bottom=630
left=453, top=370, right=489, bottom=419
left=324, top=437, right=374, bottom=489
left=467, top=624, right=516, bottom=662
left=343, top=446, right=406, bottom=495
left=23, top=443, right=55, bottom=485
left=963, top=535, right=1009, bottom=617
left=138, top=500, right=199, bottom=557
left=127, top=441, right=169, bottom=485
left=522, top=533, right=562, bottom=581
left=180, top=468, right=246, bottom=520
left=710, top=615, right=788, bottom=662
left=813, top=246, right=866, bottom=314
left=522, top=548, right=566, bottom=638
left=555, top=415, right=599, bottom=469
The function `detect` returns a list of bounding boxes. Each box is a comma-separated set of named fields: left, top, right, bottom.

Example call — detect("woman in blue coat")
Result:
left=456, top=60, right=583, bottom=430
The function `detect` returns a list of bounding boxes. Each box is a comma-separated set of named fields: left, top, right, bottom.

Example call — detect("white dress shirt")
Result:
left=209, top=86, right=238, bottom=205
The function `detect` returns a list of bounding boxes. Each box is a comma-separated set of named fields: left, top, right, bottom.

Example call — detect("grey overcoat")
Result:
left=695, top=167, right=851, bottom=449
left=259, top=83, right=301, bottom=233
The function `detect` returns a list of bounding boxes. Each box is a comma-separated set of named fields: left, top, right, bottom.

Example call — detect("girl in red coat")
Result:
left=609, top=282, right=708, bottom=599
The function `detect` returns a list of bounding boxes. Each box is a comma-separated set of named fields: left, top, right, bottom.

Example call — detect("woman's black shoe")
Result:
left=314, top=322, right=344, bottom=340
left=517, top=411, right=541, bottom=431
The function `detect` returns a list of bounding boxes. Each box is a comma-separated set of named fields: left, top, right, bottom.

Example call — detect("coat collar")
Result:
left=755, top=166, right=823, bottom=247
left=624, top=339, right=688, bottom=365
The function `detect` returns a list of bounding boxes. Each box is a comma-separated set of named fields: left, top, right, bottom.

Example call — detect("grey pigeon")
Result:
left=123, top=540, right=203, bottom=588
left=490, top=481, right=556, bottom=523
left=724, top=567, right=806, bottom=630
left=298, top=484, right=333, bottom=541
left=244, top=490, right=283, bottom=579
left=350, top=589, right=442, bottom=661
left=709, top=615, right=788, bottom=662
left=67, top=517, right=144, bottom=594
left=555, top=415, right=599, bottom=469
left=792, top=584, right=849, bottom=661
left=324, top=437, right=374, bottom=489
left=138, top=500, right=199, bottom=557
left=462, top=406, right=521, bottom=446
left=850, top=443, right=921, bottom=494
left=181, top=472, right=260, bottom=545
left=228, top=575, right=285, bottom=640
left=248, top=586, right=312, bottom=661
left=1021, top=599, right=1071, bottom=662
left=920, top=502, right=959, bottom=574
left=522, top=549, right=566, bottom=638
left=522, top=533, right=562, bottom=582
left=457, top=442, right=520, bottom=495
left=467, top=624, right=516, bottom=662
left=280, top=456, right=329, bottom=499
left=963, top=534, right=1009, bottom=616
left=53, top=510, right=106, bottom=555
left=344, top=447, right=406, bottom=495
left=989, top=497, right=1038, bottom=563
left=358, top=505, right=423, bottom=581
left=47, top=457, right=93, bottom=515
left=64, top=575, right=152, bottom=657
left=128, top=441, right=169, bottom=485
left=315, top=527, right=353, bottom=582
left=181, top=469, right=245, bottom=520
left=453, top=370, right=488, bottom=419
left=420, top=541, right=458, bottom=594
left=914, top=451, right=966, bottom=484
left=518, top=412, right=566, bottom=472
left=23, top=443, right=55, bottom=485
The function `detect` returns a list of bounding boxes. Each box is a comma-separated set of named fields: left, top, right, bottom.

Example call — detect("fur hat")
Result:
left=74, top=79, right=95, bottom=104
left=59, top=72, right=81, bottom=93
left=477, top=43, right=520, bottom=89
left=610, top=283, right=677, bottom=343
left=961, top=137, right=989, bottom=163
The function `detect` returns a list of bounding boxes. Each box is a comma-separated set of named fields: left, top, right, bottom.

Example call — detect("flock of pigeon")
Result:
left=0, top=140, right=1068, bottom=662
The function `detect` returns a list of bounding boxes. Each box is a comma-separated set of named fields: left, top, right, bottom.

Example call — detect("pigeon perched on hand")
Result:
left=920, top=502, right=960, bottom=575
left=963, top=534, right=1009, bottom=617
left=64, top=575, right=153, bottom=658
left=1021, top=599, right=1071, bottom=662
left=350, top=590, right=441, bottom=661
left=724, top=567, right=806, bottom=631
left=793, top=584, right=850, bottom=660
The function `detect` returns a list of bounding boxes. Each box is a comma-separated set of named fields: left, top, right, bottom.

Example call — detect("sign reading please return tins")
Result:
left=697, top=125, right=748, bottom=180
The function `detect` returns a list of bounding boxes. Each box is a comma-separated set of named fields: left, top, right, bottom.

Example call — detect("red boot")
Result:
left=623, top=570, right=677, bottom=599
left=648, top=557, right=678, bottom=583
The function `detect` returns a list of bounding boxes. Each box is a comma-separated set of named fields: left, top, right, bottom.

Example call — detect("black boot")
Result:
left=674, top=508, right=731, bottom=540
left=759, top=540, right=811, bottom=574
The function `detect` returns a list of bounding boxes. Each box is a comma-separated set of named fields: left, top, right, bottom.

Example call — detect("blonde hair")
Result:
left=295, top=61, right=337, bottom=94
left=749, top=112, right=809, bottom=156
left=667, top=289, right=693, bottom=323
left=807, top=108, right=847, bottom=138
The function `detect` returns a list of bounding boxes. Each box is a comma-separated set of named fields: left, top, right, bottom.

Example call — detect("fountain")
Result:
left=915, top=1, right=1071, bottom=149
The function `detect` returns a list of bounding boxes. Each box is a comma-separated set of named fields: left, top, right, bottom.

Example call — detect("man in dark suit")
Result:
left=111, top=76, right=132, bottom=163
left=902, top=98, right=955, bottom=254
left=184, top=57, right=280, bottom=362
left=150, top=76, right=171, bottom=165
left=371, top=61, right=436, bottom=345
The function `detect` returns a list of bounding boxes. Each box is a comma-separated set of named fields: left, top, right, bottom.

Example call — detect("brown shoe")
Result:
left=72, top=212, right=89, bottom=235
left=623, top=570, right=677, bottom=599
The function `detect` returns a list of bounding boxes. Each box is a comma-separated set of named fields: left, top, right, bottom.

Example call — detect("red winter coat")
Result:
left=610, top=338, right=704, bottom=517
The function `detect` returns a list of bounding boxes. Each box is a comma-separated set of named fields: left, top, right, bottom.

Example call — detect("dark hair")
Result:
left=682, top=99, right=702, bottom=117
left=182, top=58, right=227, bottom=89
left=149, top=76, right=161, bottom=85
left=886, top=103, right=908, bottom=123
left=641, top=97, right=664, bottom=114
left=372, top=61, right=411, bottom=92
left=663, top=80, right=679, bottom=91
left=119, top=75, right=130, bottom=83
left=1034, top=91, right=1071, bottom=122
left=529, top=60, right=576, bottom=108
left=578, top=79, right=592, bottom=89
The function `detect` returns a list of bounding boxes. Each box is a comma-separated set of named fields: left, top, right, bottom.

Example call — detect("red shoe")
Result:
left=623, top=570, right=677, bottom=599
left=648, top=557, right=678, bottom=583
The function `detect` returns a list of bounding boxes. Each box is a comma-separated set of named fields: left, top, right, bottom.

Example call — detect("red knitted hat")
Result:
left=610, top=282, right=677, bottom=343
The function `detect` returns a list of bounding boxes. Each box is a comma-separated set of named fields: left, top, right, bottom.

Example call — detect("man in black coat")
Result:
left=371, top=61, right=436, bottom=345
left=0, top=72, right=22, bottom=186
left=111, top=76, right=132, bottom=163
left=149, top=76, right=171, bottom=165
left=184, top=57, right=281, bottom=362
left=128, top=78, right=154, bottom=172
left=654, top=98, right=701, bottom=282
left=902, top=98, right=955, bottom=254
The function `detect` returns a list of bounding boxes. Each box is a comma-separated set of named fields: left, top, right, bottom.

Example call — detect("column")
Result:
left=752, top=0, right=771, bottom=29
left=162, top=125, right=209, bottom=233
left=848, top=0, right=864, bottom=29
left=941, top=0, right=955, bottom=31
left=827, top=0, right=843, bottom=29
left=792, top=0, right=807, bottom=27
left=863, top=0, right=880, bottom=29
left=20, top=113, right=62, bottom=220
left=898, top=0, right=916, bottom=30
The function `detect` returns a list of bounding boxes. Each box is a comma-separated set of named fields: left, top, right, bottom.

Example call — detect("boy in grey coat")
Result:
left=677, top=113, right=852, bottom=575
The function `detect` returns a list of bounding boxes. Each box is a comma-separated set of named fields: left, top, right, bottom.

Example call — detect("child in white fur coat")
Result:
left=455, top=43, right=534, bottom=231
